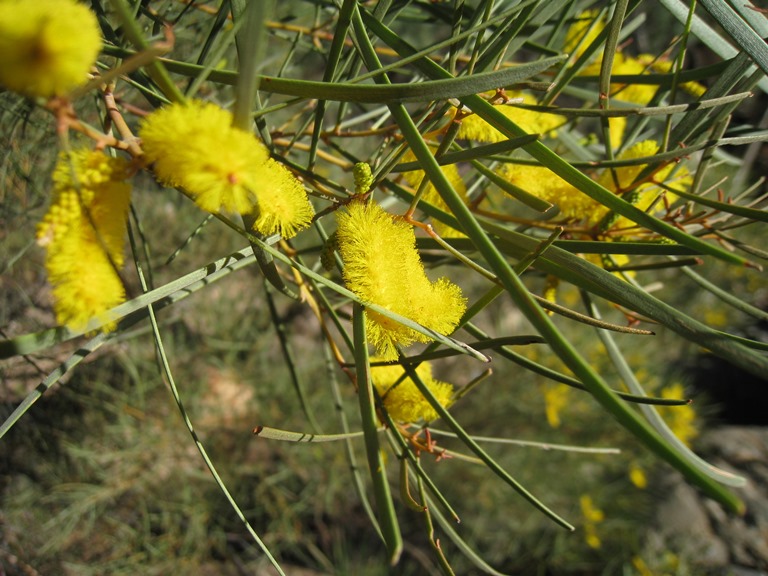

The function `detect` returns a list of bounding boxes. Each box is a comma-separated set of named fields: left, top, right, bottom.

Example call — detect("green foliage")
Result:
left=2, top=0, right=767, bottom=574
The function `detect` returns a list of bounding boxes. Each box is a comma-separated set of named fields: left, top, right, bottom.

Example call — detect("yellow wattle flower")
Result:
left=0, top=0, right=102, bottom=98
left=140, top=100, right=313, bottom=238
left=579, top=494, right=604, bottom=549
left=501, top=162, right=599, bottom=221
left=628, top=460, right=648, bottom=489
left=564, top=9, right=605, bottom=63
left=37, top=149, right=132, bottom=331
left=371, top=360, right=454, bottom=423
left=542, top=383, right=569, bottom=428
left=643, top=55, right=707, bottom=98
left=457, top=91, right=565, bottom=142
left=564, top=11, right=706, bottom=147
left=657, top=383, right=698, bottom=447
left=336, top=201, right=466, bottom=360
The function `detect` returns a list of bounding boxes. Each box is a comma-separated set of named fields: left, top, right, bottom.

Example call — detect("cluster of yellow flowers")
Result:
left=370, top=361, right=454, bottom=423
left=456, top=90, right=565, bottom=143
left=335, top=201, right=466, bottom=360
left=579, top=494, right=605, bottom=549
left=502, top=140, right=691, bottom=227
left=566, top=9, right=705, bottom=148
left=140, top=100, right=314, bottom=238
left=36, top=149, right=132, bottom=331
left=0, top=0, right=101, bottom=98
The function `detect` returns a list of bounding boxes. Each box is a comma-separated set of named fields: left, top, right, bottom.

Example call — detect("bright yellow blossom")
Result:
left=140, top=100, right=313, bottom=238
left=336, top=201, right=466, bottom=360
left=564, top=10, right=706, bottom=147
left=657, top=383, right=698, bottom=447
left=564, top=9, right=604, bottom=64
left=0, top=0, right=101, bottom=98
left=371, top=360, right=454, bottom=423
left=579, top=494, right=604, bottom=549
left=542, top=383, right=569, bottom=428
left=37, top=149, right=132, bottom=331
left=500, top=162, right=594, bottom=221
left=642, top=55, right=707, bottom=98
left=457, top=91, right=565, bottom=142
left=628, top=460, right=648, bottom=489
left=500, top=141, right=689, bottom=232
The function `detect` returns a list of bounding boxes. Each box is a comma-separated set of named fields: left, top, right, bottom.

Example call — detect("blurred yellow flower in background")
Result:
left=457, top=91, right=565, bottom=142
left=563, top=10, right=706, bottom=147
left=580, top=494, right=605, bottom=549
left=657, top=383, right=698, bottom=447
left=0, top=0, right=101, bottom=97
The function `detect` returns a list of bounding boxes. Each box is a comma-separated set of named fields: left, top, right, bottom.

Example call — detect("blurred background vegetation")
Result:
left=2, top=0, right=768, bottom=574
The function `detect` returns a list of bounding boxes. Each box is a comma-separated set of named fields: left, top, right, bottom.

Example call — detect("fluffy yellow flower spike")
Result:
left=501, top=162, right=595, bottom=221
left=140, top=100, right=313, bottom=238
left=37, top=149, right=132, bottom=331
left=0, top=0, right=102, bottom=98
left=336, top=201, right=466, bottom=360
left=457, top=91, right=565, bottom=142
left=370, top=360, right=454, bottom=423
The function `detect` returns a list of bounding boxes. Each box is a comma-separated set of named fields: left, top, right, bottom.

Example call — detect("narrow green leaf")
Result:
left=353, top=304, right=403, bottom=564
left=583, top=293, right=748, bottom=489
left=658, top=0, right=768, bottom=93
left=698, top=0, right=768, bottom=79
left=672, top=186, right=768, bottom=222
left=403, top=362, right=574, bottom=529
left=253, top=426, right=368, bottom=442
left=0, top=333, right=108, bottom=439
left=358, top=7, right=748, bottom=512
left=101, top=46, right=565, bottom=103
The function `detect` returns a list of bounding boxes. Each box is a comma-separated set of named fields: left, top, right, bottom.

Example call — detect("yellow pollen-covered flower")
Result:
left=564, top=11, right=706, bottom=147
left=501, top=162, right=599, bottom=221
left=0, top=0, right=102, bottom=97
left=371, top=360, right=454, bottom=423
left=336, top=201, right=466, bottom=360
left=457, top=91, right=565, bottom=142
left=140, top=100, right=313, bottom=238
left=564, top=9, right=605, bottom=63
left=37, top=149, right=132, bottom=331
